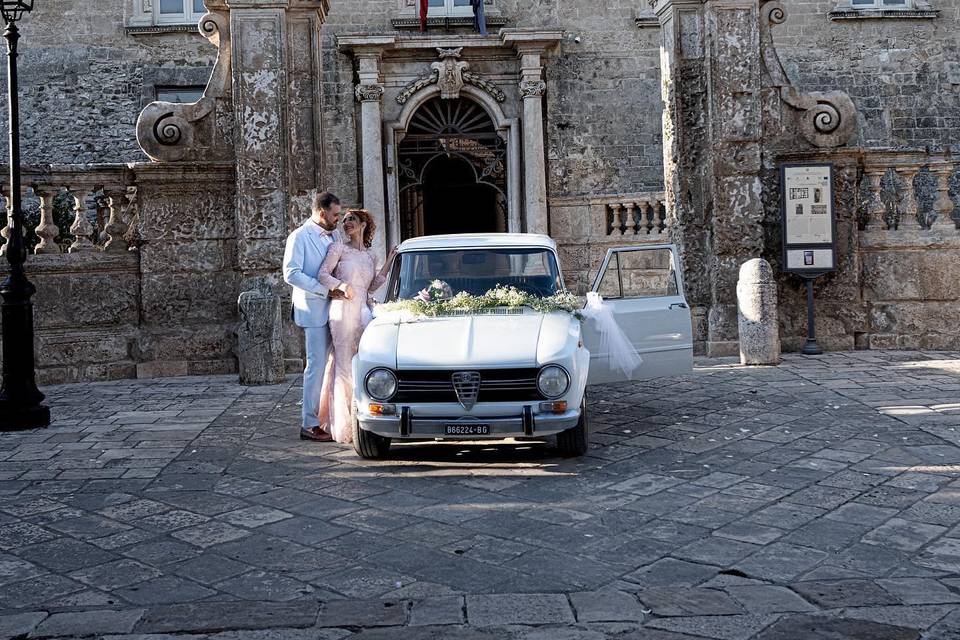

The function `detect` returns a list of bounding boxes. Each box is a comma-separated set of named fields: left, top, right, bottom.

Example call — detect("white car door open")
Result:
left=583, top=244, right=694, bottom=385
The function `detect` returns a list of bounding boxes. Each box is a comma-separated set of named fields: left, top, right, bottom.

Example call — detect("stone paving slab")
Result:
left=0, top=351, right=959, bottom=639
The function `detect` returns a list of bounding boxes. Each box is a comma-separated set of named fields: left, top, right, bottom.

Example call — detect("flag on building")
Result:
left=420, top=0, right=428, bottom=31
left=471, top=0, right=488, bottom=35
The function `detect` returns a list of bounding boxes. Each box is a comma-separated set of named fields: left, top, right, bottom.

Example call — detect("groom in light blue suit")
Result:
left=283, top=191, right=344, bottom=441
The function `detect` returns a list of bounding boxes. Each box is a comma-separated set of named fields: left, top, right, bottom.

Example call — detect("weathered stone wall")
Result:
left=772, top=1, right=960, bottom=152
left=761, top=0, right=960, bottom=352
left=0, top=253, right=141, bottom=384
left=134, top=162, right=239, bottom=378
left=0, top=1, right=216, bottom=165
left=321, top=1, right=664, bottom=206
left=0, top=163, right=242, bottom=385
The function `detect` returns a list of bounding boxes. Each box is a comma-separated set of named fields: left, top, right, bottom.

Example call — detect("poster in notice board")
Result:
left=781, top=163, right=836, bottom=275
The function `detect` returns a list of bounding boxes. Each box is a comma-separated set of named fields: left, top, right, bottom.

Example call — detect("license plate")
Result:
left=445, top=424, right=491, bottom=436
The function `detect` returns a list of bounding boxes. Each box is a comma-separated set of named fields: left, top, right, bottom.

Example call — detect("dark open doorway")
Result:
left=421, top=155, right=500, bottom=236
left=397, top=96, right=509, bottom=240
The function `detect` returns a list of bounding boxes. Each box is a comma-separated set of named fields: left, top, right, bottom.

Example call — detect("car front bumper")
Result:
left=358, top=409, right=581, bottom=440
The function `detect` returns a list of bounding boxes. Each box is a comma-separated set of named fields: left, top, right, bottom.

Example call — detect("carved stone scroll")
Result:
left=136, top=10, right=235, bottom=162
left=519, top=79, right=546, bottom=99
left=355, top=84, right=385, bottom=102
left=760, top=1, right=856, bottom=148
left=462, top=71, right=506, bottom=102
left=397, top=70, right=439, bottom=105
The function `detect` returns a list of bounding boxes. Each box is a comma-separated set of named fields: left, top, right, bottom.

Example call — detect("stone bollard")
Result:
left=736, top=258, right=780, bottom=366
left=236, top=289, right=285, bottom=385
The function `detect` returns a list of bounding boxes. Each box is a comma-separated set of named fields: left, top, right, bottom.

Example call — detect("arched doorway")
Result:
left=397, top=96, right=508, bottom=240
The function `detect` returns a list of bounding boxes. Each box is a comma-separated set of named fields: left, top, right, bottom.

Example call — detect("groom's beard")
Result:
left=313, top=216, right=338, bottom=232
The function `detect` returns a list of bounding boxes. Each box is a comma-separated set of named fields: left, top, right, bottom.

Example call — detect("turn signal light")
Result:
left=539, top=401, right=568, bottom=414
left=369, top=403, right=397, bottom=416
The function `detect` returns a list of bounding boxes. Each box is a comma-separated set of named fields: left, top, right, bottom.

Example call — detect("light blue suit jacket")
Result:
left=283, top=221, right=337, bottom=328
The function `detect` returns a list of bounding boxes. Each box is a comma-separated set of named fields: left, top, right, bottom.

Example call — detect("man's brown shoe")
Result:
left=300, top=427, right=334, bottom=442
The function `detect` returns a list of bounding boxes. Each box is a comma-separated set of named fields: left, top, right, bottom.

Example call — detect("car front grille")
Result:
left=394, top=368, right=542, bottom=403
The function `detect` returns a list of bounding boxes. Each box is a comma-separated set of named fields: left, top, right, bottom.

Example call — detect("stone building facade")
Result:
left=1, top=0, right=958, bottom=383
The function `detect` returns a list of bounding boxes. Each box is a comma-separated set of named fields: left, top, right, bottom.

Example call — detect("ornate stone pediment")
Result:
left=397, top=48, right=507, bottom=105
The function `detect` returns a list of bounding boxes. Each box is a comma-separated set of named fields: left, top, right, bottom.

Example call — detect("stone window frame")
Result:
left=830, top=0, right=939, bottom=20
left=127, top=0, right=208, bottom=34
left=155, top=85, right=207, bottom=104
left=392, top=0, right=505, bottom=30
left=425, top=0, right=476, bottom=18
left=140, top=67, right=213, bottom=110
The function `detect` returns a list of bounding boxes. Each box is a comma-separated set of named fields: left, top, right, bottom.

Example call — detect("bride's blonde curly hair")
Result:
left=345, top=209, right=376, bottom=248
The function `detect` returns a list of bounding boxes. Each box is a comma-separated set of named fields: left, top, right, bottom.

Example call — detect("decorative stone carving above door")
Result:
left=397, top=48, right=507, bottom=105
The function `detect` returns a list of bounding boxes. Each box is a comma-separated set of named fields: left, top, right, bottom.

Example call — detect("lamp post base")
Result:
left=801, top=340, right=823, bottom=356
left=0, top=402, right=50, bottom=431
left=801, top=276, right=823, bottom=356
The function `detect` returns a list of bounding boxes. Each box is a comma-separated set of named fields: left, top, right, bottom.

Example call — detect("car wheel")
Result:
left=556, top=398, right=589, bottom=457
left=352, top=414, right=391, bottom=459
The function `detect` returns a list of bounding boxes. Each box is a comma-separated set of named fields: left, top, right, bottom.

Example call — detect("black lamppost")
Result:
left=0, top=0, right=48, bottom=431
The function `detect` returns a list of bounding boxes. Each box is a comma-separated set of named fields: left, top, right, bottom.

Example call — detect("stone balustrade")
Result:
left=0, top=161, right=241, bottom=385
left=859, top=151, right=958, bottom=232
left=0, top=164, right=137, bottom=256
left=603, top=192, right=668, bottom=237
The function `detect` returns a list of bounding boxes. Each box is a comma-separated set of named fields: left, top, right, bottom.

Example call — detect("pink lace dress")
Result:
left=317, top=242, right=387, bottom=443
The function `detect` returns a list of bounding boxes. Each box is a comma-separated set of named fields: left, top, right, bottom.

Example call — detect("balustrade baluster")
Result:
left=624, top=202, right=637, bottom=235
left=68, top=187, right=96, bottom=253
left=32, top=186, right=60, bottom=254
left=636, top=200, right=649, bottom=235
left=102, top=187, right=130, bottom=252
left=895, top=167, right=922, bottom=230
left=931, top=163, right=957, bottom=231
left=652, top=200, right=663, bottom=234
left=609, top=204, right=623, bottom=236
left=863, top=168, right=886, bottom=230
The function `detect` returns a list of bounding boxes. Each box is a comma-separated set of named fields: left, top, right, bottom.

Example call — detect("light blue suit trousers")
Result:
left=283, top=222, right=337, bottom=429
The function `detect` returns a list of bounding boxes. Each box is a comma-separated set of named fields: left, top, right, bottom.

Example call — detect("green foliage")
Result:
left=376, top=284, right=584, bottom=320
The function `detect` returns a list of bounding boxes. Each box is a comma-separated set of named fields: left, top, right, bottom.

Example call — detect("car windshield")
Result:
left=388, top=248, right=562, bottom=301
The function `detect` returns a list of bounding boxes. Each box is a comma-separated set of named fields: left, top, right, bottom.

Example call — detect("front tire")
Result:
left=556, top=399, right=589, bottom=457
left=352, top=414, right=391, bottom=459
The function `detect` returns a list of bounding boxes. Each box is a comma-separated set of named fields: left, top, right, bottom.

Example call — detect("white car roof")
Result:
left=398, top=233, right=557, bottom=252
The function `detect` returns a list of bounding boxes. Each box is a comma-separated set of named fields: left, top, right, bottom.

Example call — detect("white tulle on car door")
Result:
left=583, top=244, right=694, bottom=385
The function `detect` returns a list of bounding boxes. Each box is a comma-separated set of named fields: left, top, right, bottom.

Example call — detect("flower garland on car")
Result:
left=374, top=280, right=583, bottom=320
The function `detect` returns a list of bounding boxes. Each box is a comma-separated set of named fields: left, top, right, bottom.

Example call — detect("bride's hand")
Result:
left=342, top=284, right=355, bottom=300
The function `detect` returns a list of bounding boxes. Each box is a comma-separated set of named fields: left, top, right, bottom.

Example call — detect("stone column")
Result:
left=518, top=51, right=548, bottom=235
left=655, top=0, right=765, bottom=357
left=355, top=50, right=387, bottom=260
left=229, top=1, right=330, bottom=291
left=655, top=0, right=713, bottom=354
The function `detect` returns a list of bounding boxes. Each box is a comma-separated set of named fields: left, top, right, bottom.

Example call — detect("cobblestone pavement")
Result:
left=1, top=351, right=959, bottom=639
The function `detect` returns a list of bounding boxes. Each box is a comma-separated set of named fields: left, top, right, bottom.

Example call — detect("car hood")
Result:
left=395, top=314, right=545, bottom=369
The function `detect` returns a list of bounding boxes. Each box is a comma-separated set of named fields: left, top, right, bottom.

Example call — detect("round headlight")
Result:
left=537, top=365, right=570, bottom=399
left=365, top=368, right=398, bottom=401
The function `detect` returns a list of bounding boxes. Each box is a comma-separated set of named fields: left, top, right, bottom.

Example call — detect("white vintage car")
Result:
left=350, top=233, right=693, bottom=458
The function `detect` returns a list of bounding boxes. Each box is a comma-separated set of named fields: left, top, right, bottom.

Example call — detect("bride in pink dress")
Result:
left=317, top=209, right=396, bottom=443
